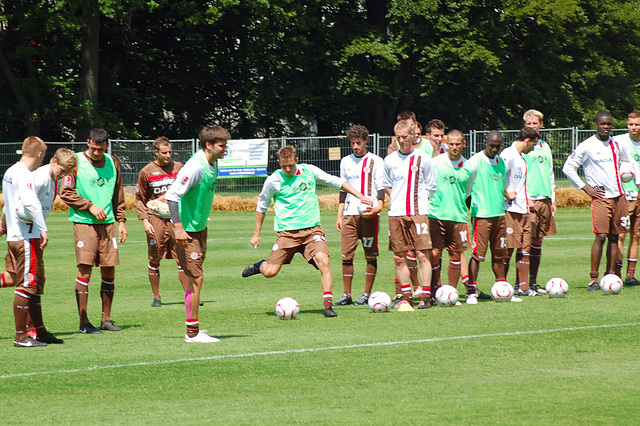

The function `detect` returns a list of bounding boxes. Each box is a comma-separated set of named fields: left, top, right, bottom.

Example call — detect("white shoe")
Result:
left=510, top=296, right=523, bottom=302
left=185, top=331, right=220, bottom=343
left=466, top=294, right=478, bottom=305
left=455, top=301, right=462, bottom=306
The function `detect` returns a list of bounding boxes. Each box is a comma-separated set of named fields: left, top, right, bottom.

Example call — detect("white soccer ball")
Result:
left=356, top=196, right=375, bottom=215
left=491, top=281, right=514, bottom=302
left=147, top=199, right=171, bottom=219
left=600, top=274, right=623, bottom=295
left=275, top=297, right=300, bottom=319
left=545, top=277, right=569, bottom=298
left=435, top=285, right=459, bottom=306
left=619, top=161, right=635, bottom=183
left=368, top=291, right=391, bottom=313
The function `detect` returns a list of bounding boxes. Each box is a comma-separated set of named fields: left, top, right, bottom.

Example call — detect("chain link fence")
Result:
left=0, top=128, right=630, bottom=197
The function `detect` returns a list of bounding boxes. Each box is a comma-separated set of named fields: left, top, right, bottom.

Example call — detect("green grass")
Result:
left=0, top=208, right=638, bottom=424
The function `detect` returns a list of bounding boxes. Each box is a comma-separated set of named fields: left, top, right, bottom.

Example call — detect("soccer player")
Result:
left=563, top=111, right=638, bottom=291
left=383, top=120, right=437, bottom=309
left=1, top=139, right=71, bottom=346
left=465, top=131, right=521, bottom=301
left=165, top=125, right=230, bottom=343
left=424, top=119, right=447, bottom=156
left=136, top=136, right=189, bottom=307
left=333, top=124, right=385, bottom=307
left=500, top=127, right=540, bottom=297
left=60, top=128, right=128, bottom=334
left=614, top=110, right=640, bottom=286
left=242, top=145, right=371, bottom=318
left=427, top=130, right=472, bottom=303
left=522, top=109, right=556, bottom=294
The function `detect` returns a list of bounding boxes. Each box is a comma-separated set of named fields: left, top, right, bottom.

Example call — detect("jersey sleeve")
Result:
left=562, top=144, right=587, bottom=190
left=308, top=164, right=344, bottom=188
left=135, top=166, right=151, bottom=220
left=19, top=173, right=47, bottom=234
left=256, top=175, right=278, bottom=213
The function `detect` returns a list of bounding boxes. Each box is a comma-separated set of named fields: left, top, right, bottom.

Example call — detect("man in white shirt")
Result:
left=563, top=111, right=639, bottom=291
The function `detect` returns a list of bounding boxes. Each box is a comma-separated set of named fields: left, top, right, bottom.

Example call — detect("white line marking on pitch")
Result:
left=1, top=322, right=638, bottom=380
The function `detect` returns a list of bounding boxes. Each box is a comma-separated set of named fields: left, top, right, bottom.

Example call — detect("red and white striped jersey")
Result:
left=383, top=148, right=436, bottom=217
left=339, top=152, right=384, bottom=216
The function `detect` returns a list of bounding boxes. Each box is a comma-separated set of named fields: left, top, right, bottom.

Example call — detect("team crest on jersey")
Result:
left=537, top=156, right=544, bottom=163
left=26, top=183, right=33, bottom=189
left=136, top=183, right=140, bottom=193
left=181, top=176, right=189, bottom=184
left=64, top=175, right=72, bottom=185
left=411, top=165, right=418, bottom=172
left=363, top=167, right=370, bottom=174
left=299, top=182, right=308, bottom=191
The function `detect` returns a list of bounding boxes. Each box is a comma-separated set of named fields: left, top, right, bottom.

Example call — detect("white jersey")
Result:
left=563, top=135, right=638, bottom=199
left=2, top=162, right=48, bottom=242
left=383, top=148, right=436, bottom=217
left=256, top=163, right=344, bottom=213
left=339, top=152, right=384, bottom=216
left=32, top=164, right=58, bottom=219
left=613, top=133, right=640, bottom=200
left=500, top=143, right=529, bottom=214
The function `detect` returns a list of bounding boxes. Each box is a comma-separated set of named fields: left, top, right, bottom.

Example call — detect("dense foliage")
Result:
left=1, top=0, right=639, bottom=141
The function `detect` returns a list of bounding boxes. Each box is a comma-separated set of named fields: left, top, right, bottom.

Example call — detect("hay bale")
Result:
left=554, top=187, right=591, bottom=207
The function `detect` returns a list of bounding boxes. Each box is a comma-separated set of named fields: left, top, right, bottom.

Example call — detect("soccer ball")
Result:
left=619, top=161, right=635, bottom=183
left=545, top=277, right=569, bottom=298
left=435, top=285, right=459, bottom=306
left=491, top=281, right=514, bottom=302
left=275, top=297, right=300, bottom=319
left=600, top=274, right=623, bottom=295
left=356, top=196, right=375, bottom=215
left=368, top=291, right=391, bottom=313
left=147, top=199, right=171, bottom=219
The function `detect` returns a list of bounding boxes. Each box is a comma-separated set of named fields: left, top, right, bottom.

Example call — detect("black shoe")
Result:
left=200, top=300, right=204, bottom=306
left=353, top=294, right=369, bottom=306
left=324, top=307, right=338, bottom=317
left=79, top=322, right=102, bottom=334
left=36, top=333, right=64, bottom=344
left=477, top=290, right=492, bottom=300
left=151, top=297, right=162, bottom=307
left=242, top=260, right=266, bottom=277
left=417, top=299, right=431, bottom=309
left=587, top=280, right=599, bottom=291
left=531, top=283, right=547, bottom=294
left=100, top=320, right=122, bottom=331
left=332, top=294, right=352, bottom=306
left=516, top=288, right=539, bottom=297
left=624, top=277, right=640, bottom=286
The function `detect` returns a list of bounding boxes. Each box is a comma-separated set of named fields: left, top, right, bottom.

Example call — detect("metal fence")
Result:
left=0, top=128, right=630, bottom=197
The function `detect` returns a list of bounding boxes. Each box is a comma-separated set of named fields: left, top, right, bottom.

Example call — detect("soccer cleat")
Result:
left=353, top=294, right=369, bottom=306
left=510, top=296, right=523, bottom=302
left=185, top=331, right=220, bottom=343
left=332, top=293, right=353, bottom=306
left=101, top=320, right=122, bottom=331
left=151, top=297, right=162, bottom=307
left=466, top=294, right=478, bottom=305
left=393, top=294, right=403, bottom=304
left=79, top=323, right=102, bottom=334
left=531, top=283, right=547, bottom=294
left=14, top=336, right=47, bottom=347
left=476, top=290, right=492, bottom=300
left=516, top=288, right=539, bottom=297
left=323, top=307, right=338, bottom=317
left=200, top=300, right=204, bottom=306
left=417, top=299, right=431, bottom=309
left=514, top=283, right=520, bottom=293
left=36, top=333, right=64, bottom=344
left=587, top=280, right=600, bottom=292
left=242, top=260, right=266, bottom=277
left=624, top=277, right=640, bottom=286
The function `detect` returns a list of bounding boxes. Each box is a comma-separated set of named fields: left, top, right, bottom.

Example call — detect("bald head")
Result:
left=484, top=130, right=503, bottom=159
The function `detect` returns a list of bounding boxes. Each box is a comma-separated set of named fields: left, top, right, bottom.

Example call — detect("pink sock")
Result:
left=185, top=290, right=193, bottom=318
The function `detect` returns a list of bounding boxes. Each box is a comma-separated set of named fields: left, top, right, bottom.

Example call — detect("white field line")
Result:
left=1, top=322, right=638, bottom=380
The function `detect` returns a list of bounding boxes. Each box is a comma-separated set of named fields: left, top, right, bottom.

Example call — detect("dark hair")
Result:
left=89, top=128, right=109, bottom=144
left=517, top=127, right=540, bottom=141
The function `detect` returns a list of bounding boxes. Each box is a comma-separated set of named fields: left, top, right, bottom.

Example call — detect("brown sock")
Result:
left=14, top=290, right=30, bottom=340
left=323, top=292, right=332, bottom=309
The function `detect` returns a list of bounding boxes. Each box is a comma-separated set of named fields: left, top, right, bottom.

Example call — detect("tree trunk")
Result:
left=77, top=4, right=100, bottom=140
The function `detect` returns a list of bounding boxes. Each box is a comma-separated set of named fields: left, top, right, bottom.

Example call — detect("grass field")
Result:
left=0, top=207, right=638, bottom=424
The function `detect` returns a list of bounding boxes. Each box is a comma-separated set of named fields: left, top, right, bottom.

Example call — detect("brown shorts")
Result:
left=340, top=215, right=380, bottom=260
left=268, top=226, right=329, bottom=270
left=591, top=196, right=629, bottom=234
left=73, top=222, right=120, bottom=267
left=429, top=218, right=469, bottom=253
left=471, top=216, right=508, bottom=262
left=530, top=199, right=557, bottom=238
left=505, top=211, right=531, bottom=250
left=170, top=227, right=207, bottom=278
left=624, top=200, right=640, bottom=233
left=5, top=239, right=45, bottom=295
left=147, top=216, right=177, bottom=261
left=388, top=215, right=432, bottom=256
